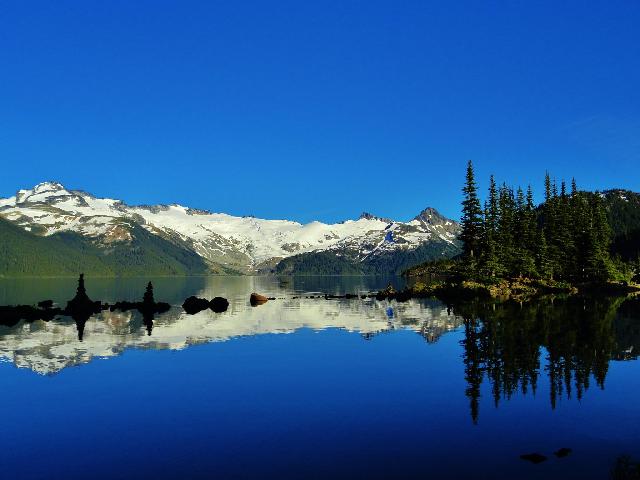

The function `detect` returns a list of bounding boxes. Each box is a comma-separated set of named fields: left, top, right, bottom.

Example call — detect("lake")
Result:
left=0, top=275, right=639, bottom=479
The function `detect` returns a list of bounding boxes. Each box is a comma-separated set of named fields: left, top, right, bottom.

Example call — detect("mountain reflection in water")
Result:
left=0, top=293, right=461, bottom=375
left=0, top=275, right=639, bottom=426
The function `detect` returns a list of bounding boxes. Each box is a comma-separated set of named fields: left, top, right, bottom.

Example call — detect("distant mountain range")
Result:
left=0, top=182, right=461, bottom=276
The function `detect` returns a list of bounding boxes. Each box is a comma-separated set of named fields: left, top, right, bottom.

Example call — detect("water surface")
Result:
left=0, top=276, right=639, bottom=479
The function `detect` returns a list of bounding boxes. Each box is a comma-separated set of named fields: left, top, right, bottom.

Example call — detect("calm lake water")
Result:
left=0, top=275, right=639, bottom=479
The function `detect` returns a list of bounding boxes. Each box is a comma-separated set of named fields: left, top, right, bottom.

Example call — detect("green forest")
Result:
left=458, top=161, right=638, bottom=284
left=274, top=240, right=460, bottom=275
left=0, top=217, right=210, bottom=277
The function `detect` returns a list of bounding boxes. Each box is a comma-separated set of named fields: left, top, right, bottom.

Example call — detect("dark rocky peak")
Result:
left=358, top=212, right=393, bottom=223
left=413, top=207, right=456, bottom=226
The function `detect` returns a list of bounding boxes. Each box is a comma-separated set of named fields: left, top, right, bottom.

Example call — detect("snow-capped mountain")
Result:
left=0, top=182, right=460, bottom=274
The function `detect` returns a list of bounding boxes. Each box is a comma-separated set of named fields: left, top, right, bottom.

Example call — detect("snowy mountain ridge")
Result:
left=0, top=182, right=461, bottom=274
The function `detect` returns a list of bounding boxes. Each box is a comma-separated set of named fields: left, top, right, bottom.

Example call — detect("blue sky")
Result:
left=1, top=1, right=638, bottom=223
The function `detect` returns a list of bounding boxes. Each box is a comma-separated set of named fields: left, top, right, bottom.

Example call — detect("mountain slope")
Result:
left=0, top=182, right=462, bottom=275
left=275, top=239, right=461, bottom=275
left=0, top=217, right=210, bottom=277
left=602, top=189, right=640, bottom=261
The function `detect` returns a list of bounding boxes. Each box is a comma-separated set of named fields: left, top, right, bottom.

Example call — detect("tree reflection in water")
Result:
left=454, top=295, right=639, bottom=423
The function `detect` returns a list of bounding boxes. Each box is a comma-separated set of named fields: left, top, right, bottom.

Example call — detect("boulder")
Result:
left=210, top=297, right=229, bottom=313
left=250, top=293, right=269, bottom=306
left=182, top=296, right=210, bottom=315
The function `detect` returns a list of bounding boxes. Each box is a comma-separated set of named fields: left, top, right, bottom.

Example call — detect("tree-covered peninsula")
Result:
left=405, top=161, right=640, bottom=299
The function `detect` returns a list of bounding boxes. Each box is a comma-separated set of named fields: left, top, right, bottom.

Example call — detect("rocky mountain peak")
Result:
left=33, top=181, right=66, bottom=193
left=358, top=212, right=393, bottom=223
left=0, top=182, right=462, bottom=274
left=16, top=181, right=73, bottom=204
left=413, top=207, right=453, bottom=226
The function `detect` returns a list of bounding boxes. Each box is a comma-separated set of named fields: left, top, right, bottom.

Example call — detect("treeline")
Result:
left=461, top=161, right=624, bottom=283
left=0, top=217, right=211, bottom=277
left=274, top=241, right=460, bottom=275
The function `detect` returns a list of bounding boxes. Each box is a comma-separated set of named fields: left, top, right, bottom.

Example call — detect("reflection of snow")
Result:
left=0, top=297, right=463, bottom=375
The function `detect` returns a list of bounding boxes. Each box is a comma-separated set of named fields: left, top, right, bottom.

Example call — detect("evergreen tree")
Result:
left=143, top=281, right=155, bottom=305
left=460, top=160, right=484, bottom=263
left=556, top=179, right=576, bottom=277
left=513, top=187, right=536, bottom=276
left=544, top=172, right=552, bottom=202
left=584, top=193, right=613, bottom=281
left=525, top=185, right=538, bottom=255
left=480, top=175, right=501, bottom=277
left=536, top=229, right=551, bottom=278
left=497, top=184, right=516, bottom=275
left=457, top=167, right=617, bottom=284
left=77, top=273, right=87, bottom=297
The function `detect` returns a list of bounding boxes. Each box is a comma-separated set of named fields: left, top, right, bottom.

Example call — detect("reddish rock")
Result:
left=250, top=293, right=269, bottom=306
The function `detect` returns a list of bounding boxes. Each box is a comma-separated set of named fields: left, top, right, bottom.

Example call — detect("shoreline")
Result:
left=396, top=277, right=640, bottom=302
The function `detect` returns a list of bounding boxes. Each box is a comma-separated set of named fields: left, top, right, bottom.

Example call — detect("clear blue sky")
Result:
left=1, top=1, right=638, bottom=223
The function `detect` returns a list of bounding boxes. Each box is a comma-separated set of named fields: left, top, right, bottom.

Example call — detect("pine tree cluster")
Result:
left=461, top=161, right=617, bottom=282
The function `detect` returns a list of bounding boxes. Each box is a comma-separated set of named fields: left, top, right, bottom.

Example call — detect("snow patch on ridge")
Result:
left=0, top=182, right=461, bottom=272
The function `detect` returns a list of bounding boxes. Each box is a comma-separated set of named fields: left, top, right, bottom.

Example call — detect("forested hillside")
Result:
left=0, top=218, right=210, bottom=276
left=603, top=189, right=640, bottom=261
left=450, top=162, right=637, bottom=283
left=275, top=239, right=460, bottom=275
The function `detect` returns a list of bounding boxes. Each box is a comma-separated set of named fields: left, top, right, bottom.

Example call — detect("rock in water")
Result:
left=554, top=448, right=572, bottom=458
left=376, top=283, right=397, bottom=300
left=250, top=293, right=269, bottom=306
left=520, top=453, right=548, bottom=464
left=210, top=297, right=229, bottom=313
left=182, top=296, right=210, bottom=314
left=395, top=290, right=412, bottom=302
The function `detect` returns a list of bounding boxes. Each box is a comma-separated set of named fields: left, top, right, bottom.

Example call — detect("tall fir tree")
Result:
left=525, top=185, right=538, bottom=254
left=513, top=187, right=536, bottom=276
left=544, top=172, right=552, bottom=203
left=460, top=160, right=484, bottom=264
left=480, top=175, right=501, bottom=277
left=497, top=184, right=516, bottom=274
